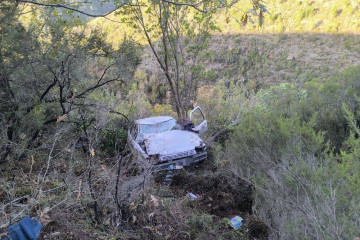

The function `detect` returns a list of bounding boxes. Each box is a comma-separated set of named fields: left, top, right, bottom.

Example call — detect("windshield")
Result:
left=136, top=119, right=177, bottom=143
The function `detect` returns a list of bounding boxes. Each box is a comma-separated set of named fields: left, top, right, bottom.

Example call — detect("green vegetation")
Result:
left=89, top=0, right=360, bottom=47
left=1, top=0, right=360, bottom=239
left=214, top=66, right=360, bottom=238
left=218, top=0, right=360, bottom=34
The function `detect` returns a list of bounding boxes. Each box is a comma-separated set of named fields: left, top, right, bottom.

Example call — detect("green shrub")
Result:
left=99, top=127, right=128, bottom=156
left=217, top=65, right=360, bottom=239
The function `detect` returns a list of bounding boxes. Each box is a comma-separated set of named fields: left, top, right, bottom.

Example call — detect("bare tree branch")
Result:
left=96, top=63, right=116, bottom=85
left=109, top=110, right=130, bottom=124
left=40, top=132, right=60, bottom=184
left=161, top=0, right=239, bottom=13
left=16, top=0, right=121, bottom=17
left=73, top=78, right=121, bottom=99
left=161, top=0, right=207, bottom=13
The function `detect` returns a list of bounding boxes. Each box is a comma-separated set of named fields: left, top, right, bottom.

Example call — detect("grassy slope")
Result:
left=202, top=33, right=360, bottom=86
left=89, top=0, right=360, bottom=93
left=89, top=0, right=360, bottom=47
left=138, top=33, right=360, bottom=98
left=220, top=0, right=360, bottom=34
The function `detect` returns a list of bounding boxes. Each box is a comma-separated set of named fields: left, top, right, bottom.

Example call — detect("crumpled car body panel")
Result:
left=144, top=130, right=203, bottom=161
left=128, top=107, right=207, bottom=169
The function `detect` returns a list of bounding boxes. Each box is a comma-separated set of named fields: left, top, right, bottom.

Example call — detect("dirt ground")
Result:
left=170, top=171, right=253, bottom=218
left=128, top=167, right=269, bottom=240
left=2, top=153, right=268, bottom=240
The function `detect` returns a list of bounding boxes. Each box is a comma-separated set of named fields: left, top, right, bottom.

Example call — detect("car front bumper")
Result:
left=153, top=151, right=207, bottom=171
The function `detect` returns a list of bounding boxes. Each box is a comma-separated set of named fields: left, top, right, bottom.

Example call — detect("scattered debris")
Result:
left=165, top=169, right=173, bottom=182
left=150, top=195, right=160, bottom=207
left=171, top=171, right=254, bottom=217
left=228, top=216, right=244, bottom=230
left=174, top=164, right=183, bottom=170
left=188, top=192, right=198, bottom=199
left=127, top=170, right=269, bottom=239
left=4, top=216, right=42, bottom=240
left=164, top=164, right=184, bottom=182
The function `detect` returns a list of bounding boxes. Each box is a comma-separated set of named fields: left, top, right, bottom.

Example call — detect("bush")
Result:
left=217, top=65, right=360, bottom=239
left=99, top=127, right=128, bottom=157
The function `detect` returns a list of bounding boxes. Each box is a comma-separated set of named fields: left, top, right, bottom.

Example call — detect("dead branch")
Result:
left=39, top=132, right=60, bottom=184
left=114, top=154, right=123, bottom=223
left=17, top=0, right=120, bottom=17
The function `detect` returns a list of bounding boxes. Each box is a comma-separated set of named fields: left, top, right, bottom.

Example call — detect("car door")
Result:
left=190, top=106, right=207, bottom=134
left=128, top=124, right=148, bottom=160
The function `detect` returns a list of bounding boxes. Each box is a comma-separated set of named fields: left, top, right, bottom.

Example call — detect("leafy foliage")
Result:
left=2, top=0, right=360, bottom=239
left=217, top=65, right=360, bottom=239
left=99, top=127, right=128, bottom=156
left=0, top=3, right=142, bottom=232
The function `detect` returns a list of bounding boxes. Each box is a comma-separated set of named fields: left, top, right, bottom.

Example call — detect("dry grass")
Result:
left=138, top=33, right=360, bottom=92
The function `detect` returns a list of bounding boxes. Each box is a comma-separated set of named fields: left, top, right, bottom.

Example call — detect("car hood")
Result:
left=144, top=130, right=204, bottom=159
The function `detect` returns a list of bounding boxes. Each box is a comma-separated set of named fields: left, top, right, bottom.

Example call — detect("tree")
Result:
left=119, top=0, right=213, bottom=119
left=118, top=0, right=266, bottom=119
left=0, top=1, right=42, bottom=162
left=12, top=0, right=267, bottom=119
left=0, top=0, right=266, bottom=231
left=0, top=2, right=141, bottom=163
left=0, top=3, right=143, bottom=228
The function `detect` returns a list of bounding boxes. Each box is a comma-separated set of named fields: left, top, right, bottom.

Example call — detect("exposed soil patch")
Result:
left=244, top=215, right=269, bottom=240
left=128, top=169, right=268, bottom=239
left=170, top=170, right=269, bottom=239
left=170, top=171, right=253, bottom=218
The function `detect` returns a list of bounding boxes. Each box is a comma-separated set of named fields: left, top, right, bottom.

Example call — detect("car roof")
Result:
left=135, top=116, right=175, bottom=125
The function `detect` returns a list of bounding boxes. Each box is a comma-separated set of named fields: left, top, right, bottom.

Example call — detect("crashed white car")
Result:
left=128, top=107, right=207, bottom=170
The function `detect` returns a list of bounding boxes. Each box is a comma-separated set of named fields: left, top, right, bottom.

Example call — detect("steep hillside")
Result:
left=87, top=0, right=360, bottom=94
left=220, top=0, right=360, bottom=34
left=138, top=33, right=360, bottom=100
left=3, top=1, right=360, bottom=239
left=89, top=0, right=360, bottom=47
